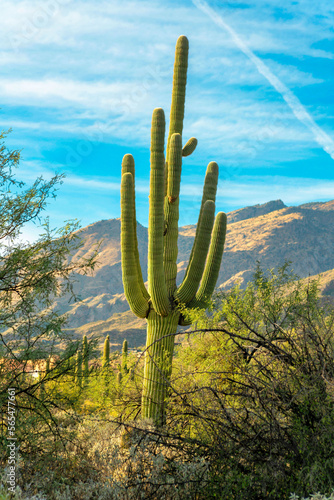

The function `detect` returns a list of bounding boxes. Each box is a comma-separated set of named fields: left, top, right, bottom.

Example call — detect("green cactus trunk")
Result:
left=120, top=36, right=227, bottom=426
left=102, top=335, right=110, bottom=369
left=142, top=311, right=179, bottom=425
left=122, top=339, right=128, bottom=374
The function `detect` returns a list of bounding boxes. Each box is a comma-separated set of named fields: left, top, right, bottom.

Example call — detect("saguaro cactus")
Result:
left=122, top=339, right=128, bottom=374
left=120, top=36, right=227, bottom=426
left=102, top=334, right=110, bottom=369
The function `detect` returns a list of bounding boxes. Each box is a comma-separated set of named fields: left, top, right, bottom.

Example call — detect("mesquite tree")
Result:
left=120, top=36, right=227, bottom=425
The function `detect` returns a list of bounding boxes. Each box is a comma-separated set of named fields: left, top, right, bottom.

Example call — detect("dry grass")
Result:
left=1, top=418, right=209, bottom=500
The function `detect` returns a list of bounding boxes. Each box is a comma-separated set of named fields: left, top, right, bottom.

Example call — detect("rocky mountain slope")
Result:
left=55, top=199, right=334, bottom=348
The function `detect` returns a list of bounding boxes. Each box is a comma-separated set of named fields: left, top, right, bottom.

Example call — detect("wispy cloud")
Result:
left=192, top=0, right=334, bottom=161
left=0, top=78, right=147, bottom=111
left=180, top=175, right=334, bottom=209
left=1, top=0, right=333, bottom=229
left=2, top=0, right=331, bottom=170
left=63, top=174, right=149, bottom=194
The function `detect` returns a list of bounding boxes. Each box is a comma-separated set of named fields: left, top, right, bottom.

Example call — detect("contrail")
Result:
left=192, top=0, right=334, bottom=160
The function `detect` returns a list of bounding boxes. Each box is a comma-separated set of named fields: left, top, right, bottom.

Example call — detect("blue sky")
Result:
left=1, top=0, right=334, bottom=238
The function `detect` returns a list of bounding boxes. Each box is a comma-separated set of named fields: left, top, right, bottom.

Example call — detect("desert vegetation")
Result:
left=1, top=259, right=334, bottom=499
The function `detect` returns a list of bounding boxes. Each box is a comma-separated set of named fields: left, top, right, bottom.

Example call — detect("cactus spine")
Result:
left=120, top=36, right=227, bottom=426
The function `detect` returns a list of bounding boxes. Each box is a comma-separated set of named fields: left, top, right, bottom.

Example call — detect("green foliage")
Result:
left=172, top=264, right=334, bottom=498
left=1, top=263, right=333, bottom=499
left=82, top=335, right=89, bottom=384
left=75, top=351, right=83, bottom=387
left=0, top=129, right=97, bottom=460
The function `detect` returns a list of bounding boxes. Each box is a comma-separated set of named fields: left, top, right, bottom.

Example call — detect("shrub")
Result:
left=171, top=264, right=334, bottom=498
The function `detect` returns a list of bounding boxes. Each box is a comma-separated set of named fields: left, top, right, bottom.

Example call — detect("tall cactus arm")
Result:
left=167, top=35, right=189, bottom=151
left=121, top=172, right=150, bottom=318
left=187, top=161, right=219, bottom=270
left=175, top=199, right=216, bottom=305
left=164, top=133, right=182, bottom=294
left=182, top=137, right=197, bottom=157
left=167, top=133, right=182, bottom=202
left=148, top=108, right=171, bottom=316
left=165, top=35, right=189, bottom=195
left=201, top=161, right=219, bottom=206
left=122, top=154, right=150, bottom=301
left=188, top=211, right=227, bottom=309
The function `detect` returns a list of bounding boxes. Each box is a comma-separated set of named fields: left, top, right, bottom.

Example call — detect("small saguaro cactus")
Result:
left=120, top=36, right=227, bottom=426
left=83, top=335, right=89, bottom=384
left=129, top=367, right=134, bottom=381
left=122, top=339, right=128, bottom=374
left=102, top=334, right=110, bottom=369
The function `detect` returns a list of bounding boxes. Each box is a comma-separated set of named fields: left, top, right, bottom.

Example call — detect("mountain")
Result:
left=226, top=199, right=287, bottom=223
left=54, top=199, right=334, bottom=348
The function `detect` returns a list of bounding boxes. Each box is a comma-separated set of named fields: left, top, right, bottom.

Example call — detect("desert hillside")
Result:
left=55, top=199, right=334, bottom=348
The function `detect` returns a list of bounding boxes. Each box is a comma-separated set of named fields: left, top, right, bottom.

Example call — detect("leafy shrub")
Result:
left=171, top=264, right=334, bottom=498
left=2, top=264, right=333, bottom=499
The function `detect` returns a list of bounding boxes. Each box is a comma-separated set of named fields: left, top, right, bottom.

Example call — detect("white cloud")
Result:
left=0, top=89, right=318, bottom=165
left=0, top=0, right=333, bottom=228
left=192, top=0, right=334, bottom=161
left=180, top=174, right=334, bottom=209
left=0, top=78, right=146, bottom=110
left=64, top=175, right=120, bottom=191
left=1, top=0, right=331, bottom=166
